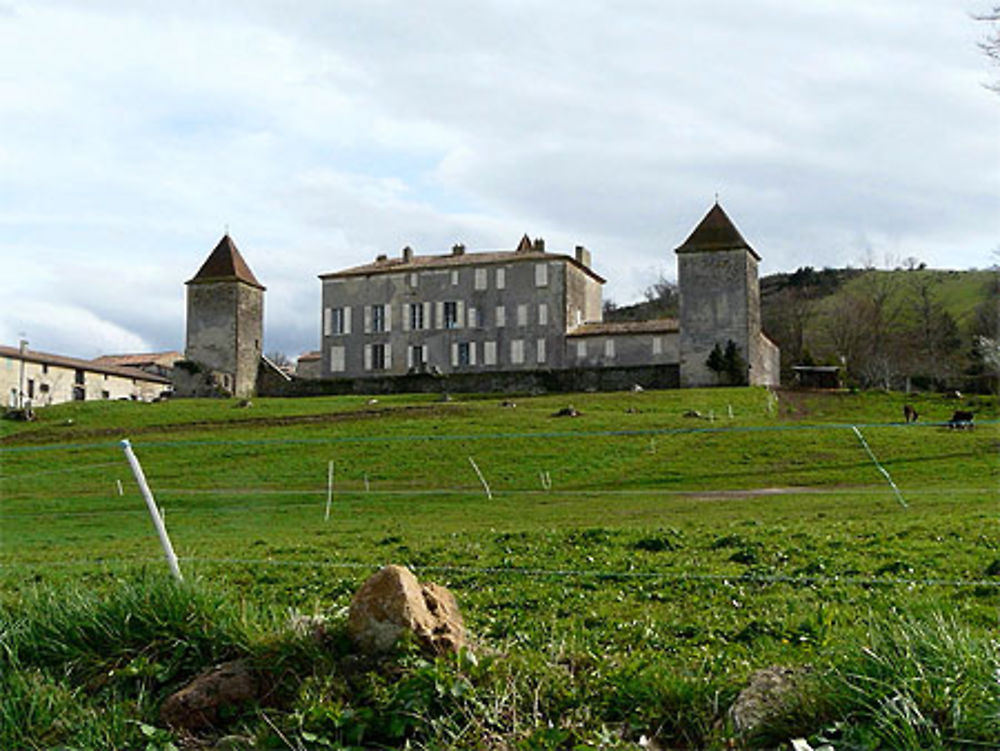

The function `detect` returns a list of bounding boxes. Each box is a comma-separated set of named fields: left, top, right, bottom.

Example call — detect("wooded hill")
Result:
left=605, top=267, right=999, bottom=391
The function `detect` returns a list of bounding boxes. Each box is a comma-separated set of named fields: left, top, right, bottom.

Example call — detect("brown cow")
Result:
left=903, top=404, right=918, bottom=423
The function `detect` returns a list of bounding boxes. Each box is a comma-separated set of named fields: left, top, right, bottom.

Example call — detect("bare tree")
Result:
left=976, top=6, right=1000, bottom=91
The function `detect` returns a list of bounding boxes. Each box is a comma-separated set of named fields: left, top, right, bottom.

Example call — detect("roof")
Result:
left=566, top=319, right=679, bottom=337
left=319, top=242, right=606, bottom=284
left=674, top=202, right=761, bottom=261
left=186, top=234, right=266, bottom=289
left=297, top=351, right=321, bottom=362
left=0, top=345, right=172, bottom=383
left=91, top=351, right=183, bottom=368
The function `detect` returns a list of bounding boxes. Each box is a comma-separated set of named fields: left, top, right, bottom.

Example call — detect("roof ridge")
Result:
left=186, top=234, right=266, bottom=289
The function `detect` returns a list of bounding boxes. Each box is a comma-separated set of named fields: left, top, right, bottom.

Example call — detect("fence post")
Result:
left=325, top=460, right=334, bottom=521
left=851, top=426, right=909, bottom=509
left=120, top=439, right=183, bottom=581
left=468, top=456, right=493, bottom=500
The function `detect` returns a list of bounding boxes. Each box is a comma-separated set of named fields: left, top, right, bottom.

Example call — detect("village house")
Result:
left=0, top=343, right=172, bottom=408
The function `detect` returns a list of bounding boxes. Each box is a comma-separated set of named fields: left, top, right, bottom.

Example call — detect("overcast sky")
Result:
left=1, top=1, right=997, bottom=361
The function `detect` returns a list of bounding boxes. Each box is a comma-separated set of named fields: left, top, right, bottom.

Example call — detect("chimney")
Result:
left=575, top=245, right=591, bottom=268
left=451, top=243, right=466, bottom=256
left=375, top=254, right=388, bottom=263
left=402, top=246, right=414, bottom=262
left=532, top=237, right=545, bottom=253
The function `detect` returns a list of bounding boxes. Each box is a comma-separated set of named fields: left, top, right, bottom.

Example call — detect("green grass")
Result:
left=1, top=387, right=998, bottom=748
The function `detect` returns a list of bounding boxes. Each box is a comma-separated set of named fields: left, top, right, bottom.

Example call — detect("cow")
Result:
left=948, top=410, right=974, bottom=430
left=903, top=404, right=918, bottom=423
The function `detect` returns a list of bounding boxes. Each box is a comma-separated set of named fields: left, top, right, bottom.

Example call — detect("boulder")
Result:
left=160, top=659, right=257, bottom=731
left=347, top=565, right=466, bottom=655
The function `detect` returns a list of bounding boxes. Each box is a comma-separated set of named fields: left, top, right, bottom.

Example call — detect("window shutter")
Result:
left=436, top=301, right=444, bottom=329
left=364, top=306, right=372, bottom=334
left=469, top=343, right=477, bottom=366
left=363, top=344, right=372, bottom=370
left=406, top=346, right=414, bottom=369
left=344, top=307, right=352, bottom=334
left=537, top=339, right=546, bottom=363
left=451, top=342, right=459, bottom=367
left=385, top=344, right=392, bottom=369
left=402, top=304, right=411, bottom=332
left=423, top=302, right=432, bottom=330
left=323, top=308, right=332, bottom=337
left=455, top=301, right=465, bottom=329
left=468, top=307, right=477, bottom=328
left=538, top=303, right=548, bottom=326
left=385, top=304, right=392, bottom=332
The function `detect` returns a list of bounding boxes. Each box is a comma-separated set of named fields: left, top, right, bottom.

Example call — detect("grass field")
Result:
left=1, top=387, right=998, bottom=749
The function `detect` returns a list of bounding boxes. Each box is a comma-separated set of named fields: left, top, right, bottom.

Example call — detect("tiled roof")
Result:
left=567, top=319, right=679, bottom=337
left=187, top=234, right=265, bottom=289
left=91, top=351, right=183, bottom=368
left=0, top=345, right=172, bottom=383
left=675, top=202, right=761, bottom=260
left=320, top=243, right=606, bottom=284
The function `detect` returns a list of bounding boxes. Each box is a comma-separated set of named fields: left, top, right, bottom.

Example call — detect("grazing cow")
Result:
left=948, top=410, right=974, bottom=430
left=903, top=404, right=918, bottom=423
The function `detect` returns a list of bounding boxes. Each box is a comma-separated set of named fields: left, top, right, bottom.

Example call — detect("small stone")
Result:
left=729, top=665, right=810, bottom=735
left=160, top=660, right=257, bottom=731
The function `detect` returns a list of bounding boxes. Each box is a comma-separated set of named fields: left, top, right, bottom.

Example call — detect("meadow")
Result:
left=1, top=387, right=997, bottom=749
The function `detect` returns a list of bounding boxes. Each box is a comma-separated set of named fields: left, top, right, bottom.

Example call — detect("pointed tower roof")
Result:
left=516, top=233, right=533, bottom=253
left=675, top=202, right=760, bottom=260
left=186, top=234, right=265, bottom=289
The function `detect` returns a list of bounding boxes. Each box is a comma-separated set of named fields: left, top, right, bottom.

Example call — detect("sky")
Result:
left=1, top=1, right=998, bottom=361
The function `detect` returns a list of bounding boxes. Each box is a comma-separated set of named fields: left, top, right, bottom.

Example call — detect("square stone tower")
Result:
left=182, top=235, right=265, bottom=398
left=676, top=203, right=778, bottom=387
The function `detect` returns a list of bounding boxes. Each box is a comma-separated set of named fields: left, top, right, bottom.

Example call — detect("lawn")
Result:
left=1, top=387, right=997, bottom=749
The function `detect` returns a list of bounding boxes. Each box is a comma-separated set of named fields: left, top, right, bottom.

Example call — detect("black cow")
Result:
left=948, top=410, right=974, bottom=430
left=903, top=404, right=918, bottom=423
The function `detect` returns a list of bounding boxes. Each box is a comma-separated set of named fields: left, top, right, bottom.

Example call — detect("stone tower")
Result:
left=676, top=202, right=778, bottom=387
left=181, top=235, right=265, bottom=398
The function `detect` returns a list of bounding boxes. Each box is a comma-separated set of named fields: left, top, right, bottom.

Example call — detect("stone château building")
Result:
left=315, top=202, right=778, bottom=387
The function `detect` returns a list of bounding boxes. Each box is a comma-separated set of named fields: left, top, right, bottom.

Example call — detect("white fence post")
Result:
left=851, top=426, right=909, bottom=509
left=468, top=456, right=493, bottom=500
left=120, top=439, right=183, bottom=581
left=325, top=460, right=334, bottom=521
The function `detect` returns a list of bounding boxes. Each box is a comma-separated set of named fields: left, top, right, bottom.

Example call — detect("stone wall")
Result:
left=259, top=363, right=680, bottom=397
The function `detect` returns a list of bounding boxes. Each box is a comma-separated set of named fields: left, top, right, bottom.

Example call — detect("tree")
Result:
left=977, top=6, right=1000, bottom=91
left=705, top=340, right=747, bottom=385
left=641, top=275, right=679, bottom=318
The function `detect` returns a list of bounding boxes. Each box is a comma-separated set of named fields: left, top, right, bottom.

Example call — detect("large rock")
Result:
left=160, top=659, right=258, bottom=731
left=347, top=565, right=466, bottom=655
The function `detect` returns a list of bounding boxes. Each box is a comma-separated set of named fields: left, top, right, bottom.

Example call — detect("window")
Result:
left=330, top=346, right=345, bottom=373
left=474, top=268, right=488, bottom=290
left=495, top=305, right=506, bottom=327
left=366, top=343, right=390, bottom=371
left=101, top=390, right=110, bottom=400
left=444, top=301, right=459, bottom=329
left=535, top=263, right=548, bottom=287
left=27, top=379, right=34, bottom=398
left=538, top=303, right=548, bottom=326
left=451, top=269, right=460, bottom=285
left=75, top=369, right=85, bottom=385
left=576, top=340, right=587, bottom=358
left=458, top=342, right=471, bottom=366
left=484, top=341, right=497, bottom=366
left=371, top=304, right=386, bottom=333
left=42, top=364, right=48, bottom=375
left=325, top=307, right=349, bottom=336
left=511, top=339, right=525, bottom=365
left=467, top=307, right=478, bottom=328
left=408, top=345, right=425, bottom=370
left=604, top=339, right=615, bottom=358
left=496, top=268, right=506, bottom=290
left=652, top=337, right=662, bottom=356
left=73, top=386, right=85, bottom=401
left=517, top=304, right=528, bottom=327
left=409, top=303, right=425, bottom=331
left=39, top=383, right=49, bottom=393
left=536, top=339, right=546, bottom=363
left=409, top=272, right=419, bottom=288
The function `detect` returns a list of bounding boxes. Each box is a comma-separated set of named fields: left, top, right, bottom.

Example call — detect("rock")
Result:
left=729, top=665, right=810, bottom=735
left=160, top=660, right=257, bottom=731
left=347, top=565, right=466, bottom=656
